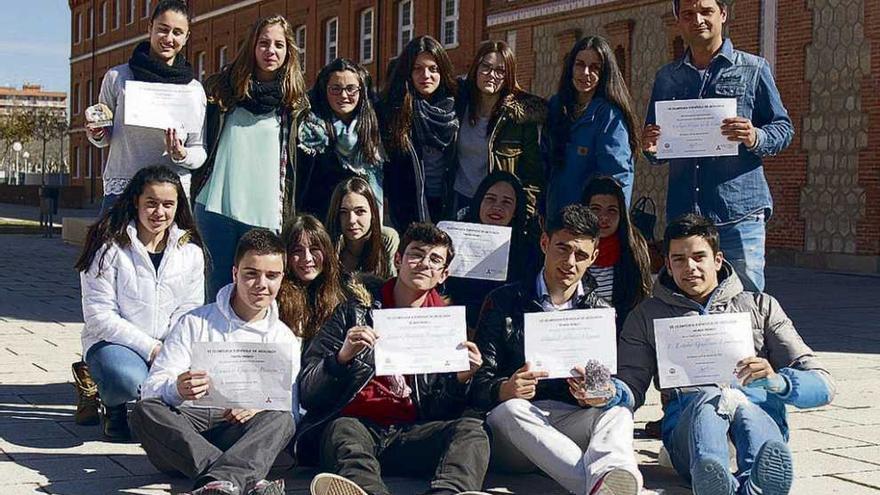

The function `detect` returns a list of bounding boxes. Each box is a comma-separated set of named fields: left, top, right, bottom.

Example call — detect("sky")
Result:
left=0, top=1, right=71, bottom=93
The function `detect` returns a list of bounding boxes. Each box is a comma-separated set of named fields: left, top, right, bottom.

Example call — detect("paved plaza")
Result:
left=0, top=231, right=878, bottom=494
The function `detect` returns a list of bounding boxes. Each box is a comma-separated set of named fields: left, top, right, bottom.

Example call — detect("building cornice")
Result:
left=487, top=0, right=623, bottom=27
left=70, top=0, right=264, bottom=64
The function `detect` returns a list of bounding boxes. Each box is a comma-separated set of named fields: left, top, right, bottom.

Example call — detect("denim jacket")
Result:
left=645, top=38, right=794, bottom=224
left=545, top=95, right=635, bottom=217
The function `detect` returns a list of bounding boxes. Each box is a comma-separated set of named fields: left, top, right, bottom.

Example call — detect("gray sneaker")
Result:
left=248, top=479, right=285, bottom=495
left=592, top=468, right=640, bottom=495
left=184, top=480, right=240, bottom=495
left=310, top=473, right=367, bottom=495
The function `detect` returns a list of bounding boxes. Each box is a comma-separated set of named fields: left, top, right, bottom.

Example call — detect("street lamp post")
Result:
left=22, top=151, right=30, bottom=182
left=12, top=141, right=22, bottom=185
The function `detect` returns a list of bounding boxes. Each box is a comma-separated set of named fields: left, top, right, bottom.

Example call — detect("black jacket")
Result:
left=295, top=296, right=471, bottom=463
left=470, top=273, right=610, bottom=411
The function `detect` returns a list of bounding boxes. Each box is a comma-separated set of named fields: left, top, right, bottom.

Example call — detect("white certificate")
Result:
left=437, top=221, right=511, bottom=281
left=654, top=313, right=755, bottom=389
left=191, top=341, right=293, bottom=411
left=124, top=80, right=204, bottom=133
left=524, top=308, right=617, bottom=379
left=655, top=98, right=739, bottom=159
left=373, top=306, right=470, bottom=376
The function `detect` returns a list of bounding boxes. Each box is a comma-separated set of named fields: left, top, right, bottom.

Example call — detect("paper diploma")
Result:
left=437, top=221, right=511, bottom=281
left=654, top=313, right=755, bottom=389
left=373, top=306, right=470, bottom=376
left=524, top=308, right=617, bottom=379
left=655, top=98, right=739, bottom=159
left=124, top=80, right=204, bottom=133
left=191, top=341, right=293, bottom=411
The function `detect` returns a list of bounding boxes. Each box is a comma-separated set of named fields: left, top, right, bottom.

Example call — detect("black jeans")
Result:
left=130, top=398, right=295, bottom=492
left=319, top=416, right=490, bottom=495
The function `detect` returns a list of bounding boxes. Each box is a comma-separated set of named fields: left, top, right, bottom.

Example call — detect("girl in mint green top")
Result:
left=191, top=14, right=309, bottom=301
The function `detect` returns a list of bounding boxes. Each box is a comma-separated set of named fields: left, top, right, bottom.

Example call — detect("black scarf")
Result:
left=412, top=94, right=459, bottom=150
left=239, top=78, right=284, bottom=115
left=128, top=42, right=194, bottom=85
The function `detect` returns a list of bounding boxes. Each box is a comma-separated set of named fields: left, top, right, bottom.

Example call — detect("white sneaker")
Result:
left=309, top=473, right=368, bottom=495
left=593, top=468, right=640, bottom=495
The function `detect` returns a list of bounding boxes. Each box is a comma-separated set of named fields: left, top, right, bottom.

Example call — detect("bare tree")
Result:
left=32, top=110, right=69, bottom=183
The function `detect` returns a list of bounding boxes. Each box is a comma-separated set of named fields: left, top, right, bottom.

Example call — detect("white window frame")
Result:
left=114, top=0, right=121, bottom=30
left=360, top=8, right=374, bottom=64
left=440, top=0, right=459, bottom=48
left=99, top=2, right=108, bottom=35
left=197, top=52, right=206, bottom=82
left=325, top=17, right=338, bottom=65
left=128, top=0, right=135, bottom=24
left=398, top=0, right=414, bottom=54
left=295, top=25, right=306, bottom=71
left=218, top=46, right=227, bottom=70
left=143, top=0, right=151, bottom=19
left=506, top=30, right=517, bottom=54
left=87, top=7, right=94, bottom=39
left=85, top=148, right=93, bottom=179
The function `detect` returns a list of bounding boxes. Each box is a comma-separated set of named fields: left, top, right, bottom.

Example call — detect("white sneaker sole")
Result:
left=310, top=473, right=368, bottom=495
left=598, top=469, right=640, bottom=495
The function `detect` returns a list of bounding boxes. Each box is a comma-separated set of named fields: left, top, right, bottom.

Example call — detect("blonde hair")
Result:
left=204, top=14, right=307, bottom=112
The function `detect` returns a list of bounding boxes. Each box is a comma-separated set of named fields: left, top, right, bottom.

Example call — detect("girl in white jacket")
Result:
left=75, top=165, right=206, bottom=440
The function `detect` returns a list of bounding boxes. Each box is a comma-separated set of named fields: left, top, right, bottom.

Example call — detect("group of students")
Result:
left=69, top=0, right=824, bottom=494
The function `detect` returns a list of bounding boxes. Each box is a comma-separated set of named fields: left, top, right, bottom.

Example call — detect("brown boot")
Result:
left=71, top=361, right=100, bottom=425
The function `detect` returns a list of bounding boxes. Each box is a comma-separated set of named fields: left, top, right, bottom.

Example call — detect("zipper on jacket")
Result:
left=486, top=113, right=507, bottom=174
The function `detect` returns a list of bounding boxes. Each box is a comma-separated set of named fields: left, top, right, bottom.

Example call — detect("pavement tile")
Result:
left=0, top=438, right=145, bottom=461
left=824, top=446, right=880, bottom=466
left=792, top=475, right=880, bottom=494
left=37, top=474, right=180, bottom=495
left=823, top=426, right=880, bottom=445
left=795, top=450, right=880, bottom=477
left=0, top=456, right=129, bottom=485
left=788, top=428, right=873, bottom=452
left=815, top=407, right=880, bottom=426
left=788, top=410, right=862, bottom=430
left=834, top=472, right=880, bottom=490
left=0, top=420, right=76, bottom=443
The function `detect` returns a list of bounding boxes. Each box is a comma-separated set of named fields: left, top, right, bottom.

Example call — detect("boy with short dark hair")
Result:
left=472, top=205, right=643, bottom=495
left=131, top=229, right=299, bottom=495
left=616, top=214, right=835, bottom=495
left=298, top=223, right=490, bottom=495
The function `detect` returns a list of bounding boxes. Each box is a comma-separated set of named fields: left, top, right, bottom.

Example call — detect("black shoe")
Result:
left=102, top=404, right=131, bottom=441
left=644, top=418, right=662, bottom=439
left=71, top=361, right=100, bottom=426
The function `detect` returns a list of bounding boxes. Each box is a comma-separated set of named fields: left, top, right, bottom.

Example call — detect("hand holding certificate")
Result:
left=653, top=313, right=755, bottom=389
left=437, top=221, right=511, bottom=281
left=124, top=80, right=204, bottom=134
left=655, top=98, right=739, bottom=159
left=191, top=342, right=293, bottom=411
left=373, top=306, right=470, bottom=376
left=524, top=308, right=617, bottom=379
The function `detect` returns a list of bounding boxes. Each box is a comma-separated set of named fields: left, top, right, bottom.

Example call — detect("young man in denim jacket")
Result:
left=642, top=0, right=794, bottom=292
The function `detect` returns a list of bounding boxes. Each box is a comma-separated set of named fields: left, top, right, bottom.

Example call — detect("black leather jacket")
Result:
left=470, top=273, right=610, bottom=412
left=295, top=297, right=471, bottom=462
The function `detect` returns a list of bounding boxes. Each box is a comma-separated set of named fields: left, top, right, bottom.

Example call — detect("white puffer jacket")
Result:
left=141, top=283, right=302, bottom=411
left=80, top=222, right=206, bottom=361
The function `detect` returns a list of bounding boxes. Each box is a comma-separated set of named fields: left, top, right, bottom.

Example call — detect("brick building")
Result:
left=69, top=0, right=879, bottom=272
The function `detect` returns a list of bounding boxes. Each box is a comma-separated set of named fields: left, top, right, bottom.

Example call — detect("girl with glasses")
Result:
left=452, top=40, right=547, bottom=235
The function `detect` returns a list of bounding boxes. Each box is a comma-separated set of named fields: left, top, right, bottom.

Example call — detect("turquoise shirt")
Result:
left=196, top=107, right=282, bottom=230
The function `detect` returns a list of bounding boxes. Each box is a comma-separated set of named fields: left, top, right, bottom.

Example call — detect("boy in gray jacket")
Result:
left=616, top=214, right=835, bottom=495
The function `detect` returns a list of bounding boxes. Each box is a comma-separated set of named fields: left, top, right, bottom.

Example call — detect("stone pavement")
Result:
left=0, top=233, right=878, bottom=494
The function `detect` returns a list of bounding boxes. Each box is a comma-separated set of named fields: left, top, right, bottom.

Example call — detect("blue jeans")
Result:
left=85, top=341, right=150, bottom=408
left=665, top=388, right=785, bottom=491
left=718, top=212, right=766, bottom=292
left=195, top=203, right=257, bottom=302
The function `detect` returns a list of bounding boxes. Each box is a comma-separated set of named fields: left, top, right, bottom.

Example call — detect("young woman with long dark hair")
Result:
left=545, top=36, right=640, bottom=216
left=86, top=0, right=206, bottom=213
left=326, top=177, right=396, bottom=280
left=444, top=170, right=541, bottom=334
left=74, top=166, right=205, bottom=440
left=192, top=14, right=309, bottom=300
left=452, top=40, right=546, bottom=227
left=379, top=36, right=459, bottom=228
left=582, top=176, right=652, bottom=331
left=297, top=58, right=385, bottom=221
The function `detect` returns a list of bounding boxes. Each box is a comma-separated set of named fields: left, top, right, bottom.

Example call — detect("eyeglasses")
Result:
left=478, top=62, right=507, bottom=78
left=404, top=251, right=447, bottom=270
left=328, top=85, right=361, bottom=96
